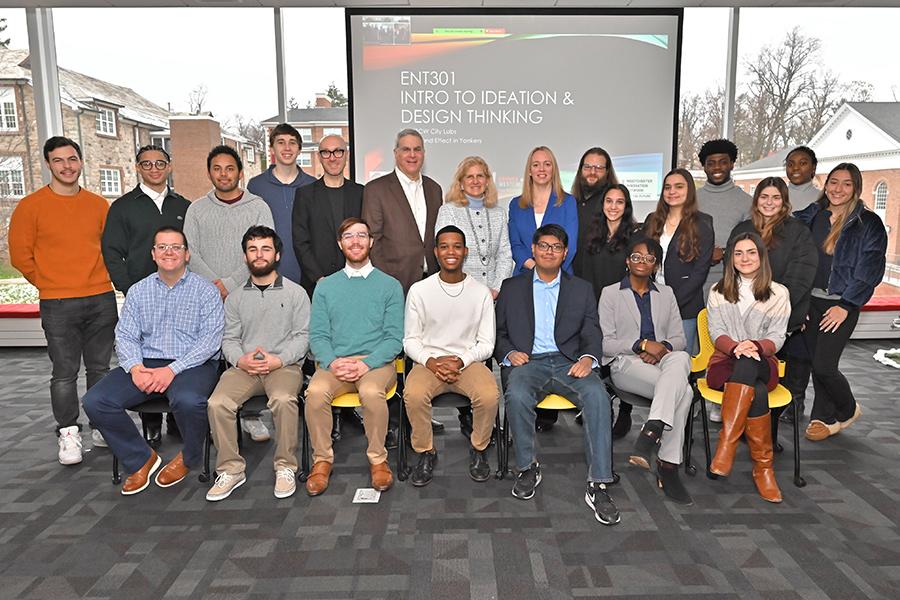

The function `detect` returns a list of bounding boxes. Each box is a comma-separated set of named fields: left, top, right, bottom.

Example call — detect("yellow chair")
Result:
left=299, top=358, right=404, bottom=481
left=691, top=309, right=805, bottom=487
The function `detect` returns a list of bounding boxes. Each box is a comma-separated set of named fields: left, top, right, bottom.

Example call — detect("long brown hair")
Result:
left=571, top=147, right=620, bottom=200
left=751, top=176, right=791, bottom=248
left=818, top=162, right=863, bottom=255
left=519, top=146, right=566, bottom=209
left=445, top=156, right=499, bottom=208
left=714, top=231, right=773, bottom=303
left=644, top=168, right=702, bottom=262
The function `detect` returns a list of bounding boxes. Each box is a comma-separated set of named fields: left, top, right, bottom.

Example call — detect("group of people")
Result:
left=8, top=123, right=887, bottom=524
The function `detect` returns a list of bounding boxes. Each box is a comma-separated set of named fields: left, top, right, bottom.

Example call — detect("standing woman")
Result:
left=580, top=184, right=640, bottom=301
left=643, top=169, right=714, bottom=352
left=730, top=177, right=817, bottom=422
left=795, top=163, right=887, bottom=441
left=508, top=146, right=578, bottom=275
left=785, top=146, right=820, bottom=209
left=706, top=232, right=790, bottom=503
left=436, top=156, right=513, bottom=298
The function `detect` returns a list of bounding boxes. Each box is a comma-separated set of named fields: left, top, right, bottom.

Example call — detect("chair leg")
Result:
left=699, top=390, right=716, bottom=480
left=299, top=413, right=310, bottom=482
left=112, top=455, right=121, bottom=485
left=199, top=430, right=211, bottom=483
left=500, top=410, right=511, bottom=478
left=494, top=411, right=504, bottom=480
left=792, top=398, right=806, bottom=487
left=397, top=397, right=410, bottom=481
left=772, top=409, right=784, bottom=453
left=236, top=409, right=244, bottom=453
left=684, top=398, right=697, bottom=476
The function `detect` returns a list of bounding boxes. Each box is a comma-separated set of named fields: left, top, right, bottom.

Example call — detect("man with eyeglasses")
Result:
left=571, top=147, right=619, bottom=279
left=102, top=144, right=191, bottom=449
left=247, top=123, right=315, bottom=286
left=83, top=226, right=224, bottom=496
left=494, top=223, right=619, bottom=525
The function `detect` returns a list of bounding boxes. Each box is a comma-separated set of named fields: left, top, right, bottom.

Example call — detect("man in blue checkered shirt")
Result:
left=84, top=226, right=224, bottom=496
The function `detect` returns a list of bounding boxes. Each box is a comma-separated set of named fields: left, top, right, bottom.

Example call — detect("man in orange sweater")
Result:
left=9, top=136, right=118, bottom=466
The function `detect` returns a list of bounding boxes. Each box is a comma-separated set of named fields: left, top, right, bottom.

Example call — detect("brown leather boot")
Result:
left=709, top=382, right=754, bottom=476
left=745, top=412, right=783, bottom=503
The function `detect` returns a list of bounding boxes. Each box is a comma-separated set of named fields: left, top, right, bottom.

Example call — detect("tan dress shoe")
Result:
left=155, top=451, right=190, bottom=487
left=370, top=461, right=393, bottom=492
left=122, top=450, right=162, bottom=496
left=306, top=461, right=332, bottom=496
left=805, top=419, right=840, bottom=441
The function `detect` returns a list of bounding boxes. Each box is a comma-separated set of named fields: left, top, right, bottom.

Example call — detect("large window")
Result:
left=298, top=153, right=312, bottom=168
left=99, top=168, right=121, bottom=196
left=0, top=157, right=24, bottom=197
left=0, top=87, right=18, bottom=132
left=875, top=181, right=888, bottom=211
left=96, top=107, right=117, bottom=137
left=323, top=127, right=343, bottom=138
left=298, top=128, right=313, bottom=144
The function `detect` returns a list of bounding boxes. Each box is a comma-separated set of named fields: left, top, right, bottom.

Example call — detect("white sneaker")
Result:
left=708, top=401, right=722, bottom=423
left=274, top=468, right=296, bottom=499
left=206, top=471, right=246, bottom=502
left=241, top=416, right=270, bottom=442
left=91, top=429, right=108, bottom=448
left=58, top=426, right=83, bottom=465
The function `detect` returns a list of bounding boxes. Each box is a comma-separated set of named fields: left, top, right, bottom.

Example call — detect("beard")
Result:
left=580, top=178, right=606, bottom=198
left=249, top=260, right=277, bottom=277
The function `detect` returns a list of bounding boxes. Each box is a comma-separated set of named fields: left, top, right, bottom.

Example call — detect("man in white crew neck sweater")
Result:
left=403, top=225, right=499, bottom=487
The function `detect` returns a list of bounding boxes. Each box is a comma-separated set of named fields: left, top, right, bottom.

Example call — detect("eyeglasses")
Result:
left=582, top=163, right=608, bottom=172
left=138, top=160, right=169, bottom=170
left=536, top=241, right=565, bottom=253
left=629, top=253, right=657, bottom=264
left=153, top=243, right=186, bottom=253
left=340, top=231, right=370, bottom=241
left=319, top=148, right=346, bottom=159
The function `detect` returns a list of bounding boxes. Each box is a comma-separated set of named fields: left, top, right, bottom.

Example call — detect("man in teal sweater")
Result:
left=305, top=217, right=404, bottom=496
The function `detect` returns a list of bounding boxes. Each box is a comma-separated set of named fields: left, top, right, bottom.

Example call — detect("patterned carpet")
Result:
left=0, top=341, right=898, bottom=599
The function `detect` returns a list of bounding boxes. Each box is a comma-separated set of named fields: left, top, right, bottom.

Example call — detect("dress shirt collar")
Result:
left=619, top=275, right=658, bottom=293
left=533, top=269, right=561, bottom=289
left=140, top=183, right=168, bottom=209
left=152, top=269, right=189, bottom=288
left=395, top=166, right=421, bottom=186
left=343, top=261, right=374, bottom=279
left=243, top=274, right=284, bottom=289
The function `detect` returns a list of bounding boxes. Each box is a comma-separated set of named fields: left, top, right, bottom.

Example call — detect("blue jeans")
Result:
left=83, top=358, right=219, bottom=473
left=682, top=318, right=698, bottom=356
left=503, top=353, right=613, bottom=483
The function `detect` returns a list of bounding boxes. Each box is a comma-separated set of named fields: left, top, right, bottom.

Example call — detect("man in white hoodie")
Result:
left=184, top=145, right=275, bottom=440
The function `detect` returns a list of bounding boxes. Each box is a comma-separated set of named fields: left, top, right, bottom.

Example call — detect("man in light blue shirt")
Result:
left=84, top=226, right=224, bottom=496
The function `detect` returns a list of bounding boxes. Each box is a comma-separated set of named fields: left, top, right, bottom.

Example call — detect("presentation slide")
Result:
left=347, top=11, right=681, bottom=217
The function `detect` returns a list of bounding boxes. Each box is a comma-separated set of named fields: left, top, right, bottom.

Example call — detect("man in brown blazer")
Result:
left=362, top=128, right=442, bottom=296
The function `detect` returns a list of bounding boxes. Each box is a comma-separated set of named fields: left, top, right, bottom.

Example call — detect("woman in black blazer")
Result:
left=643, top=168, right=714, bottom=352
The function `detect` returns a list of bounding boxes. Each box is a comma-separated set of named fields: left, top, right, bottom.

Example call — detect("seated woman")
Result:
left=707, top=232, right=790, bottom=503
left=599, top=237, right=693, bottom=504
left=730, top=177, right=817, bottom=424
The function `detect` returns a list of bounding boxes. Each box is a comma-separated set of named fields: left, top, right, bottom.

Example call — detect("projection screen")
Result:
left=347, top=10, right=682, bottom=217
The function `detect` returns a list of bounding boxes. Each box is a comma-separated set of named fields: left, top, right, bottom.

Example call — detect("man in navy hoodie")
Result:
left=247, top=123, right=315, bottom=285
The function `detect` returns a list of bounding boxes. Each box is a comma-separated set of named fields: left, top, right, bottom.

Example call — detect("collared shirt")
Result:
left=532, top=270, right=561, bottom=355
left=395, top=166, right=428, bottom=271
left=140, top=183, right=168, bottom=214
left=620, top=276, right=672, bottom=353
left=115, top=270, right=224, bottom=375
left=343, top=260, right=374, bottom=279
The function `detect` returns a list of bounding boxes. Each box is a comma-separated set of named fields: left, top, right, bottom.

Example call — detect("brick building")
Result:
left=260, top=94, right=349, bottom=178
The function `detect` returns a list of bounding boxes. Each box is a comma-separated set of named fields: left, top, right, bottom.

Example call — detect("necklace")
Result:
left=438, top=276, right=465, bottom=298
left=464, top=206, right=493, bottom=266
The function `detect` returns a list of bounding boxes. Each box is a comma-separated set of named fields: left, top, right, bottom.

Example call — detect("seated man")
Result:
left=403, top=225, right=499, bottom=486
left=83, top=226, right=224, bottom=495
left=206, top=226, right=310, bottom=502
left=599, top=237, right=693, bottom=505
left=304, top=217, right=404, bottom=495
left=495, top=224, right=619, bottom=525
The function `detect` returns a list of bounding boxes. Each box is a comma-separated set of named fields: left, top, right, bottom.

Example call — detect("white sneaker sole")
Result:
left=121, top=455, right=162, bottom=496
left=206, top=475, right=246, bottom=502
left=511, top=471, right=542, bottom=500
left=58, top=452, right=83, bottom=466
left=274, top=482, right=296, bottom=499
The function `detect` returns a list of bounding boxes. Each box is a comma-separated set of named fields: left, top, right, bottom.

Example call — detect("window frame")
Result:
left=98, top=167, right=122, bottom=197
left=0, top=87, right=18, bottom=133
left=0, top=156, right=25, bottom=197
left=95, top=106, right=118, bottom=137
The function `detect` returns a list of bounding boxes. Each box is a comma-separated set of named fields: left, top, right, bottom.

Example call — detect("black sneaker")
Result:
left=410, top=450, right=437, bottom=487
left=585, top=482, right=620, bottom=525
left=468, top=447, right=491, bottom=482
left=512, top=462, right=542, bottom=500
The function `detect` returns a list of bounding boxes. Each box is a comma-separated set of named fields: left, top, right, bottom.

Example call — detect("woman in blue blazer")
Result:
left=508, top=146, right=578, bottom=275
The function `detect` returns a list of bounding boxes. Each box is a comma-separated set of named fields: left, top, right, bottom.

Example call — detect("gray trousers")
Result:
left=609, top=351, right=693, bottom=464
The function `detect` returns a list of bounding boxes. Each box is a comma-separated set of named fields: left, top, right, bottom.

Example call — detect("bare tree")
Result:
left=0, top=18, right=10, bottom=48
left=188, top=84, right=208, bottom=115
left=227, top=114, right=267, bottom=150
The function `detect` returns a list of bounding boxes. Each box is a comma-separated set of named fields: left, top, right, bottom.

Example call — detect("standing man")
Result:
left=9, top=136, right=118, bottom=465
left=571, top=147, right=619, bottom=278
left=403, top=226, right=499, bottom=486
left=247, top=123, right=315, bottom=286
left=304, top=218, right=403, bottom=496
left=83, top=226, right=224, bottom=495
left=494, top=224, right=619, bottom=525
left=206, top=226, right=310, bottom=502
left=292, top=134, right=365, bottom=442
left=184, top=145, right=274, bottom=441
left=102, top=144, right=191, bottom=448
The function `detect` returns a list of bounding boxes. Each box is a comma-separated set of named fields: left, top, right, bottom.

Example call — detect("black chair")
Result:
left=111, top=395, right=212, bottom=485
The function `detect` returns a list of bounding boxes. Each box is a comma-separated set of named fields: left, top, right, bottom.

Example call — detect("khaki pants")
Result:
left=404, top=362, right=499, bottom=453
left=208, top=365, right=303, bottom=475
left=304, top=363, right=396, bottom=465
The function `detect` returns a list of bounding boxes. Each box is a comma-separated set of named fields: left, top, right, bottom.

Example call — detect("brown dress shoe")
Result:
left=370, top=461, right=393, bottom=491
left=745, top=413, right=783, bottom=503
left=710, top=383, right=754, bottom=477
left=155, top=451, right=190, bottom=488
left=306, top=461, right=333, bottom=496
left=122, top=450, right=162, bottom=496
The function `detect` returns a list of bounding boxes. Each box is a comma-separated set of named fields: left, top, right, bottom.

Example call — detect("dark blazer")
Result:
left=730, top=216, right=818, bottom=331
left=494, top=270, right=602, bottom=365
left=644, top=212, right=714, bottom=320
left=291, top=177, right=364, bottom=298
left=362, top=170, right=442, bottom=295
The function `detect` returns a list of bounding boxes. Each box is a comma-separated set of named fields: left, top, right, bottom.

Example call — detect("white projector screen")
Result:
left=347, top=10, right=682, bottom=217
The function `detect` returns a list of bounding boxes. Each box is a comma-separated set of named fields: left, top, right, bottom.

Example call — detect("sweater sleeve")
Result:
left=221, top=293, right=244, bottom=366
left=461, top=288, right=495, bottom=367
left=560, top=195, right=578, bottom=274
left=101, top=200, right=133, bottom=293
left=183, top=203, right=217, bottom=282
left=220, top=203, right=274, bottom=293
left=275, top=289, right=310, bottom=367
left=402, top=286, right=427, bottom=365
left=707, top=290, right=737, bottom=354
left=362, top=278, right=404, bottom=369
left=8, top=199, right=37, bottom=286
left=757, top=286, right=789, bottom=355
left=492, top=209, right=514, bottom=290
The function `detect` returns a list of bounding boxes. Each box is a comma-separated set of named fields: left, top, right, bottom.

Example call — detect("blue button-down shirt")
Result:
left=532, top=270, right=561, bottom=354
left=620, top=276, right=673, bottom=353
left=115, top=271, right=224, bottom=375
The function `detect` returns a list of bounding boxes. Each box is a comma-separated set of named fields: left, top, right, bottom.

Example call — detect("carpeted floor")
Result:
left=0, top=341, right=898, bottom=599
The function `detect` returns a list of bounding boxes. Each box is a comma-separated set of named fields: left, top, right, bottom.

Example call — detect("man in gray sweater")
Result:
left=205, top=226, right=310, bottom=501
left=185, top=145, right=275, bottom=441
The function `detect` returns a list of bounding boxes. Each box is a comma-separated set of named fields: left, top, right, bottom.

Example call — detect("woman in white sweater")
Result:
left=706, top=231, right=790, bottom=503
left=436, top=156, right=513, bottom=298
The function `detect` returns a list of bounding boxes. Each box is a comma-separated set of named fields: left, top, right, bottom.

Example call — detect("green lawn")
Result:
left=0, top=263, right=22, bottom=279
